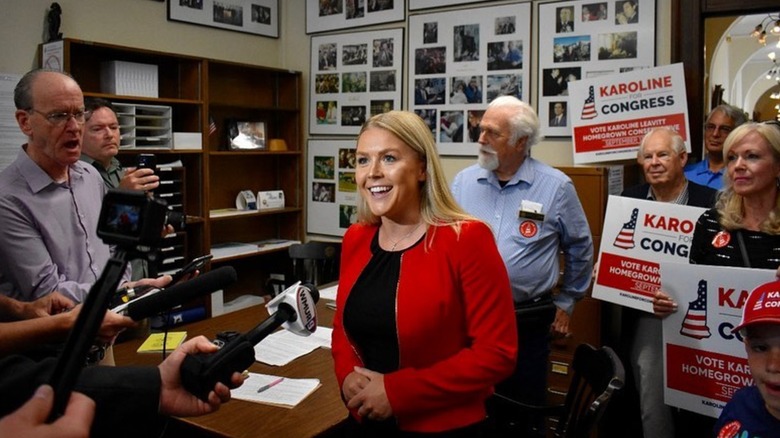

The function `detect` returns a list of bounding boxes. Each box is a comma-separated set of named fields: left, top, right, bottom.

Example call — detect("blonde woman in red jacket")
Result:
left=332, top=111, right=518, bottom=437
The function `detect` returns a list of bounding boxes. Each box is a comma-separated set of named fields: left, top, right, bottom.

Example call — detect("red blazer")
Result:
left=332, top=221, right=518, bottom=432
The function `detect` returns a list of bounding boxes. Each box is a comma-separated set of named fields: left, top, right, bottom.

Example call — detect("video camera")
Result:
left=97, top=189, right=169, bottom=252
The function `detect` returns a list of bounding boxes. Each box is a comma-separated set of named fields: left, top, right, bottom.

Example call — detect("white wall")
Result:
left=0, top=0, right=672, bottom=231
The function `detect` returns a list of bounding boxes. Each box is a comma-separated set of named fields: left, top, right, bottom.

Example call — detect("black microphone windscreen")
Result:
left=302, top=283, right=320, bottom=303
left=127, top=266, right=237, bottom=321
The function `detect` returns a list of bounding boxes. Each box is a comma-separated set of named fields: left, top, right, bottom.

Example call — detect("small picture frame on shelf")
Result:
left=228, top=120, right=266, bottom=150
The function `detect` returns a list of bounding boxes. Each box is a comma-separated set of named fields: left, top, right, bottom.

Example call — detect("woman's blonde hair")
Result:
left=355, top=111, right=475, bottom=235
left=717, top=122, right=780, bottom=233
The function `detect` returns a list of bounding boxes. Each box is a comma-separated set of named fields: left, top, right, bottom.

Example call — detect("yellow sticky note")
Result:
left=137, top=331, right=187, bottom=353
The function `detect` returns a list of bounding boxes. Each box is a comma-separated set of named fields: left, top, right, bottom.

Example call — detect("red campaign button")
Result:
left=519, top=220, right=538, bottom=238
left=711, top=230, right=730, bottom=248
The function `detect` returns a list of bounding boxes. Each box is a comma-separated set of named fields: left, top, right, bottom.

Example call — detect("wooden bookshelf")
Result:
left=46, top=38, right=304, bottom=316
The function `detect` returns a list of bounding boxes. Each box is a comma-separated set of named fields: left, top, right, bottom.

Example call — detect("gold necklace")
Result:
left=388, top=222, right=424, bottom=251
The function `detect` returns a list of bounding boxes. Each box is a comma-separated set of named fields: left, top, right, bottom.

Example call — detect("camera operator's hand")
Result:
left=16, top=292, right=74, bottom=319
left=158, top=336, right=245, bottom=417
left=122, top=274, right=173, bottom=292
left=63, top=306, right=136, bottom=344
left=162, top=224, right=175, bottom=238
left=119, top=167, right=160, bottom=192
left=0, top=385, right=95, bottom=438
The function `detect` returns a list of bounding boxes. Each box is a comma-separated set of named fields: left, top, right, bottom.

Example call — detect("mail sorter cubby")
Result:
left=113, top=102, right=173, bottom=149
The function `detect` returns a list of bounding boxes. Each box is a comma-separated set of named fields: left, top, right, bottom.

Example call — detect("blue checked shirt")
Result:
left=452, top=158, right=593, bottom=314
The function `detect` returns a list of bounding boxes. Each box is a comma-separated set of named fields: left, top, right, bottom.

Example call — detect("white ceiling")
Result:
left=711, top=13, right=779, bottom=118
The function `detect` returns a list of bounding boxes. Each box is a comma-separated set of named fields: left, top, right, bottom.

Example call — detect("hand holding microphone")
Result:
left=180, top=282, right=319, bottom=401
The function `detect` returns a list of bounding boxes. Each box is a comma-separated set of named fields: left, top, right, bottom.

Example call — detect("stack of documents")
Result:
left=232, top=373, right=320, bottom=408
left=254, top=327, right=333, bottom=366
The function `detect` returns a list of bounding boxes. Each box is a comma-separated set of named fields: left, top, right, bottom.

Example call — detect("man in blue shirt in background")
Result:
left=452, top=96, right=593, bottom=437
left=683, top=104, right=746, bottom=190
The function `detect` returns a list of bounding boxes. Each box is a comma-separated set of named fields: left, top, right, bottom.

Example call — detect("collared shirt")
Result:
left=0, top=147, right=129, bottom=302
left=79, top=155, right=123, bottom=189
left=684, top=158, right=723, bottom=190
left=452, top=157, right=594, bottom=314
left=646, top=180, right=690, bottom=205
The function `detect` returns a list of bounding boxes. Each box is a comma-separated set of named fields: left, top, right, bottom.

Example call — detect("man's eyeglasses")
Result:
left=27, top=108, right=90, bottom=126
left=703, top=123, right=733, bottom=134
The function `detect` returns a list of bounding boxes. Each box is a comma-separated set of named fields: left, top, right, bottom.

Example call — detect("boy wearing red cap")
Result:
left=714, top=281, right=780, bottom=437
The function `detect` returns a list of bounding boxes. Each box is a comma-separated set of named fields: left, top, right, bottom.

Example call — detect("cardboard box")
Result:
left=173, top=132, right=202, bottom=150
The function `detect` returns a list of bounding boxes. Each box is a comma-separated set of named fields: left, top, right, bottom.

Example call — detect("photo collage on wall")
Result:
left=307, top=140, right=359, bottom=237
left=537, top=0, right=655, bottom=137
left=306, top=0, right=405, bottom=33
left=409, top=0, right=492, bottom=11
left=310, top=28, right=404, bottom=136
left=408, top=2, right=531, bottom=156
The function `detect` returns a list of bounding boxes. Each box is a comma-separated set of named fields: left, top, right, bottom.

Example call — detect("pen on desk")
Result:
left=256, top=377, right=285, bottom=393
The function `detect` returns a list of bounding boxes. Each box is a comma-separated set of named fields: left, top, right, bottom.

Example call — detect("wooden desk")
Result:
left=113, top=300, right=348, bottom=438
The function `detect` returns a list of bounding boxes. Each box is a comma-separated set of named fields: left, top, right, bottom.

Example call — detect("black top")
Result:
left=690, top=208, right=780, bottom=269
left=343, top=230, right=424, bottom=374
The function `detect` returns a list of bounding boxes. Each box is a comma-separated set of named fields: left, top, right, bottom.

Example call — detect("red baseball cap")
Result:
left=732, top=279, right=780, bottom=334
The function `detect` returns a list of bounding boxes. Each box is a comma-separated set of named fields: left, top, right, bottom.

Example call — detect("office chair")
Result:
left=288, top=241, right=340, bottom=287
left=493, top=343, right=625, bottom=438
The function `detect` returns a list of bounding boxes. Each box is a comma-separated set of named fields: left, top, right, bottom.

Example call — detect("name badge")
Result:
left=518, top=200, right=545, bottom=221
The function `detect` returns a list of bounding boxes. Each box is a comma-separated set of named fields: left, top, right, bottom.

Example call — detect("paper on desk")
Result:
left=318, top=284, right=338, bottom=301
left=232, top=373, right=321, bottom=409
left=254, top=327, right=333, bottom=366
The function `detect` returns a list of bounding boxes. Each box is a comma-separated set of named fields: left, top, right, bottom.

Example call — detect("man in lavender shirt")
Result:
left=0, top=70, right=167, bottom=307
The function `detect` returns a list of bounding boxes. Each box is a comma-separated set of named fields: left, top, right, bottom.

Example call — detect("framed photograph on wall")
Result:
left=310, top=28, right=404, bottom=136
left=408, top=0, right=493, bottom=11
left=307, top=139, right=359, bottom=237
left=408, top=2, right=531, bottom=156
left=537, top=0, right=655, bottom=137
left=168, top=0, right=279, bottom=38
left=306, top=0, right=405, bottom=34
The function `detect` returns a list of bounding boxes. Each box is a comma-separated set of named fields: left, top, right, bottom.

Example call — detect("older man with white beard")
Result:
left=451, top=96, right=593, bottom=437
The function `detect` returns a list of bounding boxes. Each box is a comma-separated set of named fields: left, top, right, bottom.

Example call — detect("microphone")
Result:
left=264, top=281, right=319, bottom=337
left=180, top=281, right=319, bottom=400
left=125, top=266, right=237, bottom=321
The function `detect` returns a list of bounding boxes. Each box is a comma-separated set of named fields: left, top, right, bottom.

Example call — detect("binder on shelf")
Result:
left=101, top=60, right=159, bottom=98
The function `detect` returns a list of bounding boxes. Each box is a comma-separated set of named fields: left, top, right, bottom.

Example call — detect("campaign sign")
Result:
left=569, top=63, right=690, bottom=164
left=592, top=196, right=705, bottom=312
left=660, top=262, right=776, bottom=418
